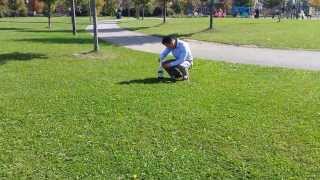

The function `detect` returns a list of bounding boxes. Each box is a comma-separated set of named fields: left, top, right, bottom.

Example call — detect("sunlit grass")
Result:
left=0, top=17, right=319, bottom=179
left=120, top=17, right=320, bottom=50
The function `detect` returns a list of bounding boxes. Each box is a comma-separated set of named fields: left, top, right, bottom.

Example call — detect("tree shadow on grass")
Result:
left=122, top=23, right=163, bottom=31
left=0, top=27, right=86, bottom=34
left=0, top=52, right=48, bottom=65
left=163, top=28, right=211, bottom=39
left=18, top=29, right=87, bottom=33
left=0, top=20, right=67, bottom=24
left=100, top=35, right=161, bottom=46
left=0, top=20, right=89, bottom=28
left=16, top=37, right=92, bottom=44
left=88, top=28, right=125, bottom=33
left=118, top=77, right=176, bottom=85
left=0, top=27, right=31, bottom=31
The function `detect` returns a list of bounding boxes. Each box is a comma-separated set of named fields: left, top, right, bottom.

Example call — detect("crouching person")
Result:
left=160, top=36, right=193, bottom=80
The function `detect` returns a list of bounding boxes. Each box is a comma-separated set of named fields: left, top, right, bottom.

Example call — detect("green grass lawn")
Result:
left=1, top=17, right=320, bottom=179
left=119, top=17, right=320, bottom=50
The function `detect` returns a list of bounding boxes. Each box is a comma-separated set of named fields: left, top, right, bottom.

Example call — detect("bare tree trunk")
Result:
left=71, top=0, right=77, bottom=35
left=92, top=0, right=99, bottom=51
left=163, top=0, right=166, bottom=23
left=48, top=15, right=51, bottom=29
left=136, top=5, right=140, bottom=19
left=142, top=2, right=145, bottom=20
left=209, top=0, right=213, bottom=29
left=48, top=3, right=51, bottom=29
left=89, top=0, right=92, bottom=24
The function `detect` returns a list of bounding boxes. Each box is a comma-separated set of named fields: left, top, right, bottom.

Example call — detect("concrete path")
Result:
left=87, top=20, right=320, bottom=71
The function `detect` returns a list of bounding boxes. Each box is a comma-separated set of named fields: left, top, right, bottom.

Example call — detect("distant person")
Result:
left=272, top=9, right=281, bottom=22
left=306, top=8, right=312, bottom=19
left=218, top=8, right=224, bottom=17
left=300, top=10, right=305, bottom=19
left=254, top=8, right=260, bottom=18
left=116, top=9, right=122, bottom=19
left=159, top=36, right=193, bottom=80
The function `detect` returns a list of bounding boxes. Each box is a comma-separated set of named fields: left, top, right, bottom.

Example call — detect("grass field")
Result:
left=119, top=17, right=320, bottom=50
left=0, top=17, right=320, bottom=179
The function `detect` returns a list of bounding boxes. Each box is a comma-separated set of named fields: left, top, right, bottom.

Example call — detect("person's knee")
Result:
left=163, top=64, right=171, bottom=70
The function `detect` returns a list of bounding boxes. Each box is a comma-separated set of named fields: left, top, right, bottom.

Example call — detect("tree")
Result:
left=0, top=0, right=9, bottom=17
left=184, top=0, right=201, bottom=14
left=209, top=0, right=213, bottom=29
left=89, top=0, right=92, bottom=23
left=171, top=0, right=183, bottom=14
left=122, top=0, right=133, bottom=17
left=71, top=0, right=77, bottom=35
left=7, top=0, right=27, bottom=16
left=91, top=0, right=99, bottom=51
left=132, top=0, right=141, bottom=19
left=131, top=0, right=151, bottom=19
left=95, top=0, right=106, bottom=16
left=225, top=0, right=233, bottom=9
left=102, top=0, right=116, bottom=16
left=15, top=0, right=27, bottom=16
left=43, top=0, right=58, bottom=29
left=141, top=0, right=151, bottom=19
left=163, top=0, right=167, bottom=23
left=309, top=0, right=320, bottom=7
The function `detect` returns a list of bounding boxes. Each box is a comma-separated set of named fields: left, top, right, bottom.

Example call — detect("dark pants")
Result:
left=162, top=59, right=188, bottom=79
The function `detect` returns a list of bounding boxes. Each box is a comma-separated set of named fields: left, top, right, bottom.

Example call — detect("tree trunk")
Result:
left=136, top=5, right=140, bottom=19
left=209, top=0, right=213, bottom=29
left=142, top=2, right=145, bottom=20
left=89, top=0, right=92, bottom=24
left=71, top=0, right=77, bottom=35
left=92, top=0, right=99, bottom=51
left=48, top=3, right=51, bottom=29
left=163, top=0, right=166, bottom=23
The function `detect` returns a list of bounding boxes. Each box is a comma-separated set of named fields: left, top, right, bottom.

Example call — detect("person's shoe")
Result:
left=179, top=67, right=189, bottom=80
left=183, top=75, right=189, bottom=80
left=169, top=75, right=177, bottom=81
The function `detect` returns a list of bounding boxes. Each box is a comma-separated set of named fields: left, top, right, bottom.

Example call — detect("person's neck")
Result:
left=173, top=39, right=178, bottom=48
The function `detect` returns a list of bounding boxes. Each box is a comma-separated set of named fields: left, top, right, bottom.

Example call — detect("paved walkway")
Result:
left=87, top=20, right=320, bottom=71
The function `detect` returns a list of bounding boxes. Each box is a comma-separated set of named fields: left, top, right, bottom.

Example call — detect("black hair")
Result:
left=162, top=36, right=176, bottom=45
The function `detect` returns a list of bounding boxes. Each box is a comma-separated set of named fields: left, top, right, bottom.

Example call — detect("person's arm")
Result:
left=160, top=48, right=171, bottom=61
left=169, top=45, right=187, bottom=67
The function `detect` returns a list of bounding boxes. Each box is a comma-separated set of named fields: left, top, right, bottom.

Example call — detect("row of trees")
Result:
left=0, top=0, right=261, bottom=18
left=1, top=0, right=319, bottom=18
left=310, top=0, right=320, bottom=7
left=0, top=0, right=28, bottom=17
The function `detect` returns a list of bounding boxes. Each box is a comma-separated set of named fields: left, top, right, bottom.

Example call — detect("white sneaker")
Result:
left=183, top=75, right=189, bottom=80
